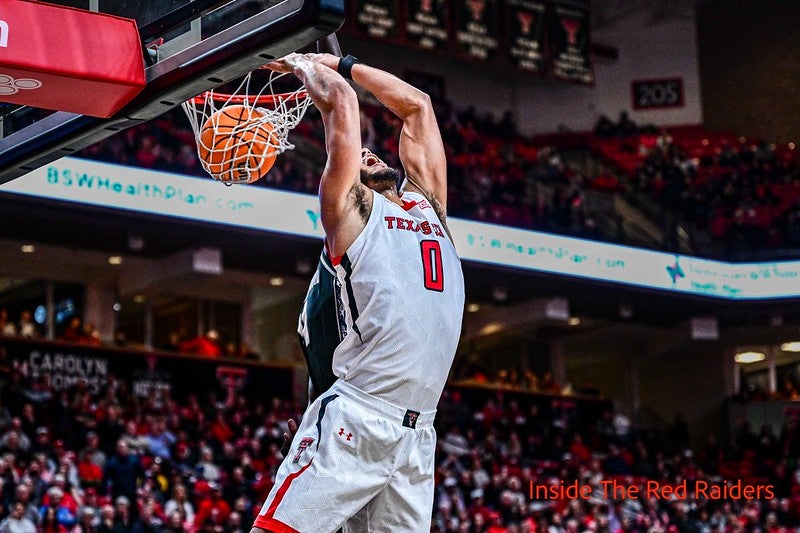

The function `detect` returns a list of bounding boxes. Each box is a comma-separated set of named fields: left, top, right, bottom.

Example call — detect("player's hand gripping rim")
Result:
left=265, top=53, right=340, bottom=74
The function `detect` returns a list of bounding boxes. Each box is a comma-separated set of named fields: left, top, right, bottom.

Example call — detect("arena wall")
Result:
left=637, top=344, right=728, bottom=449
left=697, top=0, right=800, bottom=143
left=341, top=7, right=702, bottom=136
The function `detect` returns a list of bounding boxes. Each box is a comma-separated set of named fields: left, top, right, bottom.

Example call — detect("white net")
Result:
left=182, top=70, right=312, bottom=185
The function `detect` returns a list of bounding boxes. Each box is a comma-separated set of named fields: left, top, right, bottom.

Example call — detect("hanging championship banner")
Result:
left=405, top=0, right=449, bottom=51
left=353, top=0, right=401, bottom=42
left=505, top=0, right=547, bottom=73
left=549, top=0, right=594, bottom=84
left=453, top=0, right=500, bottom=61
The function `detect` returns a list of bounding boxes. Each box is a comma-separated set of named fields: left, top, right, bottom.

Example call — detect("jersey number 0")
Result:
left=420, top=240, right=444, bottom=292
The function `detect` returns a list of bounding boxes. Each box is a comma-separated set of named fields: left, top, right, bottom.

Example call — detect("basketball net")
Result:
left=181, top=70, right=312, bottom=184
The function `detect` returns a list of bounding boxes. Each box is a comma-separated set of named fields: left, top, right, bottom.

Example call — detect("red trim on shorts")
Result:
left=253, top=515, right=300, bottom=533
left=254, top=459, right=313, bottom=531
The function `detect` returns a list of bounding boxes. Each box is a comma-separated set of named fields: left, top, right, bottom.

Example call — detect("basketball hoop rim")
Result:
left=189, top=66, right=308, bottom=106
left=189, top=90, right=308, bottom=106
left=181, top=67, right=312, bottom=185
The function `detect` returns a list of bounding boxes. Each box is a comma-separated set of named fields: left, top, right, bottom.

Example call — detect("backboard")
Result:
left=0, top=0, right=344, bottom=184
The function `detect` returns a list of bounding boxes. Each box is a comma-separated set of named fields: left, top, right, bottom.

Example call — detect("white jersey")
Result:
left=330, top=189, right=465, bottom=412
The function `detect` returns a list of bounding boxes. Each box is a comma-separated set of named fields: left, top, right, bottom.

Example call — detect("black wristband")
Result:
left=337, top=54, right=359, bottom=80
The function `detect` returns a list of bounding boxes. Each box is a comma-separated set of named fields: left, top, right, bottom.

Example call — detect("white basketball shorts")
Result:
left=253, top=379, right=437, bottom=533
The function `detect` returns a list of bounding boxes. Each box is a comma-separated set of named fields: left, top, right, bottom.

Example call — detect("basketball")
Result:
left=197, top=105, right=279, bottom=184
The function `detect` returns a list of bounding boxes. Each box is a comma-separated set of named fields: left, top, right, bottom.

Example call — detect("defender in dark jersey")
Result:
left=297, top=251, right=342, bottom=401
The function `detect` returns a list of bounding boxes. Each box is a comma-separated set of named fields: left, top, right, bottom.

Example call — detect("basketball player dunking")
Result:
left=252, top=53, right=465, bottom=532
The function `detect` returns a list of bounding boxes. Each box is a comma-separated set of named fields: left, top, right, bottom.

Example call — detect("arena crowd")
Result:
left=0, top=331, right=798, bottom=532
left=4, top=69, right=798, bottom=533
left=75, top=97, right=800, bottom=257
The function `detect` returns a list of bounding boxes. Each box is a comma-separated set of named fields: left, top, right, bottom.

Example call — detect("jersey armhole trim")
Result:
left=324, top=241, right=343, bottom=267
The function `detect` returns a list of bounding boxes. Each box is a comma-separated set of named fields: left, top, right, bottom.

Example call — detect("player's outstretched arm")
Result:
left=302, top=53, right=447, bottom=213
left=267, top=54, right=367, bottom=257
left=353, top=63, right=447, bottom=212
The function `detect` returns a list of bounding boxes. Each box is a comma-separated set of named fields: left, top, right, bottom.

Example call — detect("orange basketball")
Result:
left=197, top=105, right=279, bottom=184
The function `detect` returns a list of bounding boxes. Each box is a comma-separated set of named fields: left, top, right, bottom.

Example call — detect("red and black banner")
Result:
left=453, top=0, right=500, bottom=61
left=342, top=1, right=595, bottom=85
left=405, top=0, right=450, bottom=51
left=353, top=0, right=401, bottom=43
left=548, top=0, right=594, bottom=84
left=505, top=0, right=547, bottom=73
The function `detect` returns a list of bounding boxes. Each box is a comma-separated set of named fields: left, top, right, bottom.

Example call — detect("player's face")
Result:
left=360, top=148, right=400, bottom=192
left=360, top=148, right=389, bottom=173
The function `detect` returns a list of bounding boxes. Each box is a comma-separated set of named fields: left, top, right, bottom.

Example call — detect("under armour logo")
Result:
left=0, top=73, right=42, bottom=96
left=293, top=437, right=315, bottom=463
left=338, top=428, right=352, bottom=441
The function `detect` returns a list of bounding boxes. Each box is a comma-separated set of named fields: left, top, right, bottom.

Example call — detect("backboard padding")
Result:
left=0, top=0, right=344, bottom=184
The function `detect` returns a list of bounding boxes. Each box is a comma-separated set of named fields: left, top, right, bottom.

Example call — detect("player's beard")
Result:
left=360, top=167, right=401, bottom=193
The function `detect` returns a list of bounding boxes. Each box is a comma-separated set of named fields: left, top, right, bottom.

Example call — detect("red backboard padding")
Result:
left=0, top=0, right=145, bottom=118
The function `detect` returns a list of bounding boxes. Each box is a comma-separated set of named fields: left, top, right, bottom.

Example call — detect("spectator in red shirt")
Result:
left=78, top=432, right=106, bottom=487
left=467, top=488, right=493, bottom=522
left=81, top=322, right=103, bottom=346
left=179, top=330, right=221, bottom=357
left=209, top=411, right=234, bottom=446
left=194, top=483, right=231, bottom=530
left=59, top=317, right=84, bottom=343
left=569, top=434, right=592, bottom=464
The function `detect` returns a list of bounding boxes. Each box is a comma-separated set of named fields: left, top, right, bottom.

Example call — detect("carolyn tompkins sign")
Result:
left=25, top=349, right=108, bottom=393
